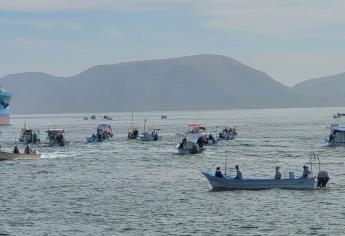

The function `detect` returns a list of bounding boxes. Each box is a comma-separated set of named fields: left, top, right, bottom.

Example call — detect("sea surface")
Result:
left=0, top=107, right=344, bottom=235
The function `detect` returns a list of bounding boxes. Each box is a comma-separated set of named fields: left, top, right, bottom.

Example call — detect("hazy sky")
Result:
left=1, top=0, right=345, bottom=86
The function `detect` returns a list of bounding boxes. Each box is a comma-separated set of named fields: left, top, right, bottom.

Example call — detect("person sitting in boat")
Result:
left=215, top=167, right=223, bottom=178
left=234, top=165, right=243, bottom=180
left=301, top=165, right=312, bottom=178
left=13, top=145, right=19, bottom=154
left=274, top=166, right=282, bottom=180
left=329, top=133, right=335, bottom=143
left=24, top=145, right=31, bottom=154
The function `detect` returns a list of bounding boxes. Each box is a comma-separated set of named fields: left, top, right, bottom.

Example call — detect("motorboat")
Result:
left=139, top=128, right=161, bottom=141
left=18, top=125, right=40, bottom=144
left=138, top=119, right=162, bottom=141
left=90, top=115, right=96, bottom=120
left=45, top=129, right=70, bottom=146
left=218, top=126, right=238, bottom=140
left=161, top=115, right=167, bottom=119
left=0, top=145, right=40, bottom=161
left=202, top=172, right=318, bottom=190
left=127, top=112, right=139, bottom=140
left=128, top=128, right=139, bottom=139
left=203, top=152, right=329, bottom=190
left=325, top=124, right=345, bottom=146
left=0, top=151, right=40, bottom=161
left=103, top=115, right=112, bottom=120
left=333, top=113, right=345, bottom=119
left=176, top=136, right=206, bottom=154
left=86, top=124, right=113, bottom=143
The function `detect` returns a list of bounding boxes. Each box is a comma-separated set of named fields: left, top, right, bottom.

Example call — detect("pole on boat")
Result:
left=131, top=112, right=134, bottom=130
left=144, top=119, right=147, bottom=133
left=224, top=151, right=228, bottom=176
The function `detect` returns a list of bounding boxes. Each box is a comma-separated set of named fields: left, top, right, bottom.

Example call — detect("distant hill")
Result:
left=292, top=72, right=345, bottom=106
left=0, top=54, right=340, bottom=114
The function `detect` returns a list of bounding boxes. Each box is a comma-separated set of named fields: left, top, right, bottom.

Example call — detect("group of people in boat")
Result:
left=19, top=130, right=40, bottom=144
left=215, top=165, right=243, bottom=179
left=218, top=127, right=237, bottom=140
left=128, top=128, right=139, bottom=139
left=215, top=165, right=313, bottom=179
left=47, top=131, right=67, bottom=146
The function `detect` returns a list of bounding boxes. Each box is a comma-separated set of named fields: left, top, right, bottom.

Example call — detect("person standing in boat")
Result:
left=24, top=145, right=31, bottom=154
left=215, top=167, right=223, bottom=178
left=234, top=165, right=243, bottom=180
left=274, top=166, right=282, bottom=180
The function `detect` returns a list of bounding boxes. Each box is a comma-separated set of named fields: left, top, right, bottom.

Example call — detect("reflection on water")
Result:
left=0, top=107, right=344, bottom=235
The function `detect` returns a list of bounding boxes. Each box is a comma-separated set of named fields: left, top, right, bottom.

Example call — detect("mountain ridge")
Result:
left=1, top=54, right=344, bottom=114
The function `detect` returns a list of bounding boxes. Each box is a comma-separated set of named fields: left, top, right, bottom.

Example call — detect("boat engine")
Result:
left=317, top=171, right=330, bottom=188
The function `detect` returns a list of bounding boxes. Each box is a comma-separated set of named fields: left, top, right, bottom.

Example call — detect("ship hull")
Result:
left=0, top=107, right=10, bottom=125
left=0, top=90, right=11, bottom=125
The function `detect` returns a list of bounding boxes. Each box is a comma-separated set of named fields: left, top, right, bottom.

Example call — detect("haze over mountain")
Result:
left=0, top=54, right=343, bottom=114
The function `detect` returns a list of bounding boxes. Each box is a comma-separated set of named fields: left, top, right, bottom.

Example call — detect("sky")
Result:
left=1, top=0, right=345, bottom=86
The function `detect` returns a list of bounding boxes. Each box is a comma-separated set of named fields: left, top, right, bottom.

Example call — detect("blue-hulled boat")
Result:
left=202, top=172, right=317, bottom=190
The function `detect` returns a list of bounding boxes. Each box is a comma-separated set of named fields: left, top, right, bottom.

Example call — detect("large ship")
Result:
left=0, top=85, right=11, bottom=125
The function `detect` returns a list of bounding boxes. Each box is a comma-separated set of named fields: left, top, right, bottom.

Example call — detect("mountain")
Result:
left=0, top=54, right=305, bottom=114
left=292, top=72, right=345, bottom=106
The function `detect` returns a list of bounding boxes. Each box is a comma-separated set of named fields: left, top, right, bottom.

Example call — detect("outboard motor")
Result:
left=317, top=171, right=330, bottom=188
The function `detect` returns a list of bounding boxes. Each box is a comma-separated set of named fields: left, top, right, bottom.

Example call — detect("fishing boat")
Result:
left=218, top=126, right=238, bottom=140
left=161, top=114, right=167, bottom=119
left=0, top=151, right=40, bottom=161
left=176, top=136, right=206, bottom=154
left=127, top=112, right=139, bottom=139
left=19, top=125, right=41, bottom=144
left=103, top=115, right=112, bottom=120
left=333, top=113, right=345, bottom=119
left=203, top=152, right=329, bottom=190
left=86, top=124, right=113, bottom=143
left=138, top=120, right=162, bottom=141
left=0, top=145, right=40, bottom=161
left=45, top=129, right=70, bottom=146
left=176, top=124, right=207, bottom=154
left=325, top=124, right=345, bottom=146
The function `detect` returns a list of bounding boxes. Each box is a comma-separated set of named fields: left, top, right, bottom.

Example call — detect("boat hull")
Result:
left=203, top=172, right=316, bottom=190
left=0, top=152, right=40, bottom=161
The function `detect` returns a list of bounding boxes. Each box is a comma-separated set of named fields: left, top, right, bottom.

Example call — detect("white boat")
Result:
left=325, top=124, right=345, bottom=146
left=202, top=172, right=317, bottom=190
left=176, top=131, right=206, bottom=154
left=0, top=151, right=40, bottom=161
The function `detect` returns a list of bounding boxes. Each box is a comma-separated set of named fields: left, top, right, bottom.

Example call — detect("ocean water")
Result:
left=0, top=107, right=344, bottom=235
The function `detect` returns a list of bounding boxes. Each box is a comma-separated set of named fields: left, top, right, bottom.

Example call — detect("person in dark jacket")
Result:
left=215, top=167, right=223, bottom=178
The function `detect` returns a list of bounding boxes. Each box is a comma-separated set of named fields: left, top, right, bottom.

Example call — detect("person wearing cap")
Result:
left=215, top=167, right=223, bottom=178
left=234, top=165, right=243, bottom=180
left=274, top=166, right=282, bottom=180
left=301, top=165, right=311, bottom=178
